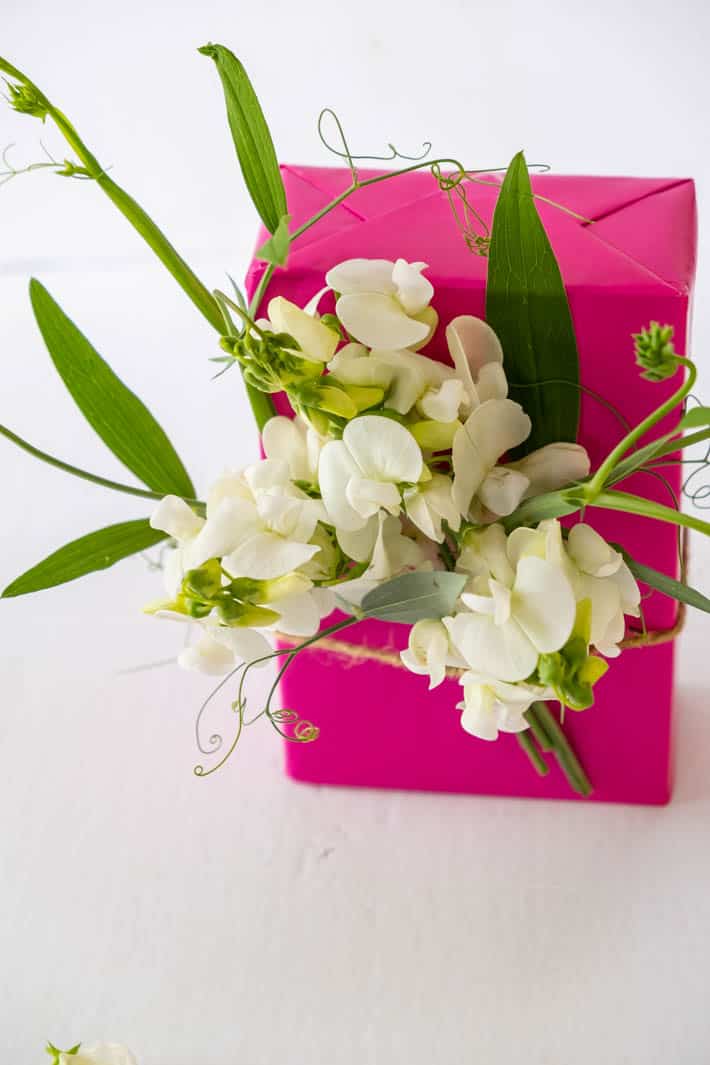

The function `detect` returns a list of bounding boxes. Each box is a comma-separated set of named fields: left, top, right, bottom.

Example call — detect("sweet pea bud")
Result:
left=633, top=322, right=678, bottom=382
left=183, top=560, right=223, bottom=600
left=294, top=380, right=358, bottom=420
left=339, top=383, right=385, bottom=413
left=410, top=419, right=459, bottom=450
left=4, top=79, right=48, bottom=120
left=216, top=599, right=280, bottom=627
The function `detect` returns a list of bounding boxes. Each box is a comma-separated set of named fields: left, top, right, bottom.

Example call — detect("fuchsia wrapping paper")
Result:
left=246, top=167, right=697, bottom=804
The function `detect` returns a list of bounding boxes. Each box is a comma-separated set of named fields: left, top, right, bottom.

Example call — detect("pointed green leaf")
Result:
left=256, top=213, right=291, bottom=267
left=486, top=151, right=580, bottom=455
left=199, top=43, right=287, bottom=235
left=358, top=571, right=468, bottom=624
left=680, top=405, right=710, bottom=430
left=2, top=520, right=166, bottom=598
left=622, top=554, right=710, bottom=615
left=29, top=280, right=194, bottom=497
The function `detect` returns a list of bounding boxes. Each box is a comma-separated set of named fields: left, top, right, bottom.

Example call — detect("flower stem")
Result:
left=531, top=702, right=593, bottom=797
left=590, top=489, right=710, bottom=537
left=0, top=56, right=275, bottom=427
left=247, top=154, right=477, bottom=317
left=516, top=730, right=550, bottom=776
left=525, top=705, right=554, bottom=752
left=587, top=357, right=696, bottom=499
left=0, top=421, right=203, bottom=506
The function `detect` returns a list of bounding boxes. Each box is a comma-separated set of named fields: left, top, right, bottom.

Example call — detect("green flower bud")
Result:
left=183, top=560, right=223, bottom=600
left=633, top=322, right=678, bottom=382
left=410, top=419, right=460, bottom=450
left=217, top=599, right=280, bottom=627
left=4, top=80, right=48, bottom=120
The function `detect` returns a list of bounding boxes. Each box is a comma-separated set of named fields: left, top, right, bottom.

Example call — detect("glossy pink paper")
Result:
left=246, top=167, right=697, bottom=804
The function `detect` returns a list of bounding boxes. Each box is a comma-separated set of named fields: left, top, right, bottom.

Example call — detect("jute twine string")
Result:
left=278, top=535, right=689, bottom=677
left=277, top=603, right=685, bottom=678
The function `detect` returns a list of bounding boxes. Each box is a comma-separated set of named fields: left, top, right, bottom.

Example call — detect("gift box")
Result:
left=246, top=166, right=697, bottom=804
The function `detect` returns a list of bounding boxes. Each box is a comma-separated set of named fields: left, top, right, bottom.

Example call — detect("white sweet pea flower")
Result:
left=446, top=523, right=576, bottom=682
left=452, top=398, right=532, bottom=519
left=507, top=442, right=590, bottom=499
left=400, top=619, right=465, bottom=689
left=150, top=495, right=204, bottom=542
left=507, top=519, right=641, bottom=658
left=265, top=295, right=339, bottom=363
left=215, top=494, right=323, bottom=580
left=336, top=513, right=427, bottom=607
left=319, top=415, right=423, bottom=560
left=325, top=258, right=437, bottom=350
left=179, top=621, right=273, bottom=675
left=262, top=414, right=323, bottom=485
left=456, top=672, right=547, bottom=741
left=403, top=472, right=461, bottom=543
left=329, top=342, right=462, bottom=420
left=446, top=314, right=508, bottom=411
left=59, top=1045, right=137, bottom=1065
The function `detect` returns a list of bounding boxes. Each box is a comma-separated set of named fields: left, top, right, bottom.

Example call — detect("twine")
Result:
left=278, top=532, right=689, bottom=675
left=277, top=602, right=685, bottom=678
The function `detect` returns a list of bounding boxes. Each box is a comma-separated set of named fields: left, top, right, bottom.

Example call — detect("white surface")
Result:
left=2, top=1, right=710, bottom=1062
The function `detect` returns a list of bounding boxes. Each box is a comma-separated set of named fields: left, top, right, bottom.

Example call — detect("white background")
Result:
left=2, top=1, right=710, bottom=1062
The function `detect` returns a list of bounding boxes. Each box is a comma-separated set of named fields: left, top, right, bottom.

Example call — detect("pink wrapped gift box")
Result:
left=246, top=166, right=697, bottom=804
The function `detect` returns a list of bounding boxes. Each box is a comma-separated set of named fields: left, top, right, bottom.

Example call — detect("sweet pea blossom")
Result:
left=446, top=314, right=508, bottom=411
left=452, top=397, right=532, bottom=519
left=318, top=415, right=423, bottom=560
left=325, top=258, right=438, bottom=350
left=447, top=315, right=590, bottom=520
left=328, top=342, right=464, bottom=421
left=335, top=513, right=426, bottom=606
left=400, top=619, right=465, bottom=688
left=508, top=519, right=640, bottom=657
left=446, top=524, right=576, bottom=682
left=264, top=295, right=339, bottom=363
left=262, top=414, right=324, bottom=486
left=58, top=1045, right=137, bottom=1065
left=403, top=472, right=461, bottom=543
left=456, top=672, right=547, bottom=741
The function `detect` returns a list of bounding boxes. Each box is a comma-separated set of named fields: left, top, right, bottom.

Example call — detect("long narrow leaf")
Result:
left=2, top=519, right=166, bottom=598
left=199, top=43, right=287, bottom=235
left=30, top=280, right=194, bottom=497
left=623, top=555, right=710, bottom=615
left=486, top=151, right=580, bottom=454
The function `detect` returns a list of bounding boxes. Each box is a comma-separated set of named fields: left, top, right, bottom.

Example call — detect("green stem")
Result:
left=1, top=56, right=276, bottom=427
left=516, top=731, right=550, bottom=776
left=590, top=489, right=710, bottom=537
left=525, top=704, right=554, bottom=752
left=587, top=357, right=697, bottom=499
left=608, top=424, right=710, bottom=486
left=533, top=702, right=593, bottom=797
left=0, top=421, right=203, bottom=505
left=247, top=155, right=474, bottom=317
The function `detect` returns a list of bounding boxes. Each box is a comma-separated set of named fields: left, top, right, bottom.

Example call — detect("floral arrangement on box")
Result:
left=2, top=45, right=709, bottom=797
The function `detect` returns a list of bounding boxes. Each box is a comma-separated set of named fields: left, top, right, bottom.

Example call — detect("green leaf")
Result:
left=502, top=488, right=582, bottom=531
left=486, top=151, right=580, bottom=455
left=256, top=213, right=291, bottom=267
left=680, top=405, right=710, bottom=429
left=357, top=571, right=468, bottom=624
left=2, top=520, right=166, bottom=598
left=29, top=280, right=195, bottom=498
left=622, top=554, right=710, bottom=615
left=199, top=43, right=287, bottom=235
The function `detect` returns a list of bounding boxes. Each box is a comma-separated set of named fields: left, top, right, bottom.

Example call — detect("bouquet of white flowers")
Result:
left=2, top=46, right=708, bottom=796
